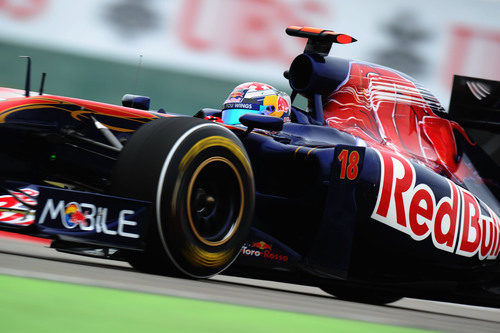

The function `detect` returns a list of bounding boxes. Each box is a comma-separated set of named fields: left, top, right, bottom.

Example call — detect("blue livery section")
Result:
left=35, top=186, right=150, bottom=250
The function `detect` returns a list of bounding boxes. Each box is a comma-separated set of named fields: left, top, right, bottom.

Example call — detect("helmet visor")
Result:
left=221, top=109, right=260, bottom=125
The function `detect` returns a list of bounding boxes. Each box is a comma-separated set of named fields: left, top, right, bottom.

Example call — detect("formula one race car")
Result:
left=1, top=27, right=499, bottom=306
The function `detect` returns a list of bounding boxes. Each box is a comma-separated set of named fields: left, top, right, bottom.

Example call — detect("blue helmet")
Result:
left=221, top=82, right=291, bottom=125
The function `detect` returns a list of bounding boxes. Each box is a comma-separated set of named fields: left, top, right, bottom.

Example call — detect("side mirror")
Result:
left=239, top=113, right=284, bottom=132
left=122, top=94, right=150, bottom=110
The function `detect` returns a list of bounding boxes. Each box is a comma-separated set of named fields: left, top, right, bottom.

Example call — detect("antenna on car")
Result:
left=39, top=73, right=47, bottom=95
left=132, top=54, right=143, bottom=108
left=19, top=56, right=31, bottom=97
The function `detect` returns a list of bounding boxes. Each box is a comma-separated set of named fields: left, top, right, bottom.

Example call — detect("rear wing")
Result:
left=448, top=75, right=500, bottom=132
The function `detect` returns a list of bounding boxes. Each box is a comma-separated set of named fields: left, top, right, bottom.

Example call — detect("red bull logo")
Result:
left=225, top=91, right=244, bottom=103
left=241, top=242, right=288, bottom=262
left=371, top=148, right=500, bottom=260
left=39, top=199, right=139, bottom=239
left=64, top=202, right=88, bottom=228
left=251, top=241, right=272, bottom=250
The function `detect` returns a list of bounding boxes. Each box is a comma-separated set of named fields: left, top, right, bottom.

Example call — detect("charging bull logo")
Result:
left=252, top=241, right=272, bottom=250
left=64, top=202, right=87, bottom=228
left=371, top=149, right=500, bottom=260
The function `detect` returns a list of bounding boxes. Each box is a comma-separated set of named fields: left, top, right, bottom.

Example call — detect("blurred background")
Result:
left=0, top=0, right=499, bottom=114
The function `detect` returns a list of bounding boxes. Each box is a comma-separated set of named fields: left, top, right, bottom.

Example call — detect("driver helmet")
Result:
left=221, top=82, right=291, bottom=125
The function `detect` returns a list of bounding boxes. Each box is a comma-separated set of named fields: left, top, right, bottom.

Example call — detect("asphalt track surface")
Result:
left=0, top=237, right=499, bottom=333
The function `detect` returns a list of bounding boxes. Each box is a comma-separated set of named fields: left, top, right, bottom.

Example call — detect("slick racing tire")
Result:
left=320, top=285, right=402, bottom=305
left=112, top=117, right=255, bottom=278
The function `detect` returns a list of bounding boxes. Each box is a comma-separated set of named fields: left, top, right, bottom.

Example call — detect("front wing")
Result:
left=0, top=183, right=150, bottom=250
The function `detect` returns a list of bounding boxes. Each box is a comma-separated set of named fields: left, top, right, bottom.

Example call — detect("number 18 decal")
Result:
left=338, top=149, right=360, bottom=180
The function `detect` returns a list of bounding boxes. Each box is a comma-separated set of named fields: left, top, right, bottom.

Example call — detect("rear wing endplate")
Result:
left=448, top=75, right=500, bottom=133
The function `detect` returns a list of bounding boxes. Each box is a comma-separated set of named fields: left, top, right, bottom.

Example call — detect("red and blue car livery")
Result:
left=0, top=26, right=498, bottom=306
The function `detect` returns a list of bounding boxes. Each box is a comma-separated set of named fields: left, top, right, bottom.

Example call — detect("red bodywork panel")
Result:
left=323, top=62, right=474, bottom=182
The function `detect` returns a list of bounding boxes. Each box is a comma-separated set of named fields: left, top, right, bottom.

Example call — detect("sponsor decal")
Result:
left=240, top=244, right=261, bottom=257
left=222, top=103, right=259, bottom=110
left=251, top=241, right=272, bottom=250
left=371, top=149, right=500, bottom=260
left=38, top=199, right=139, bottom=239
left=0, top=188, right=38, bottom=225
left=64, top=202, right=87, bottom=228
left=225, top=91, right=244, bottom=103
left=240, top=241, right=288, bottom=262
left=234, top=103, right=253, bottom=109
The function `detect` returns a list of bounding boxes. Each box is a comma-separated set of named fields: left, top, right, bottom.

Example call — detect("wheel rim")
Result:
left=186, top=157, right=244, bottom=246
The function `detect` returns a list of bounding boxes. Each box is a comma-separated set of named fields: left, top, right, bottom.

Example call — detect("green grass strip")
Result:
left=0, top=274, right=432, bottom=333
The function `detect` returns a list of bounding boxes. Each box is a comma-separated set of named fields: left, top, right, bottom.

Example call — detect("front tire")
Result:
left=112, top=117, right=255, bottom=278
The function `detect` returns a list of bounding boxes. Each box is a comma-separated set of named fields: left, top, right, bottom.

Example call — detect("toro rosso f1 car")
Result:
left=0, top=27, right=499, bottom=306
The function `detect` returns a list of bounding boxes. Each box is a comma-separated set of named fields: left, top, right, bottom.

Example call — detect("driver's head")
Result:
left=221, top=82, right=291, bottom=125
